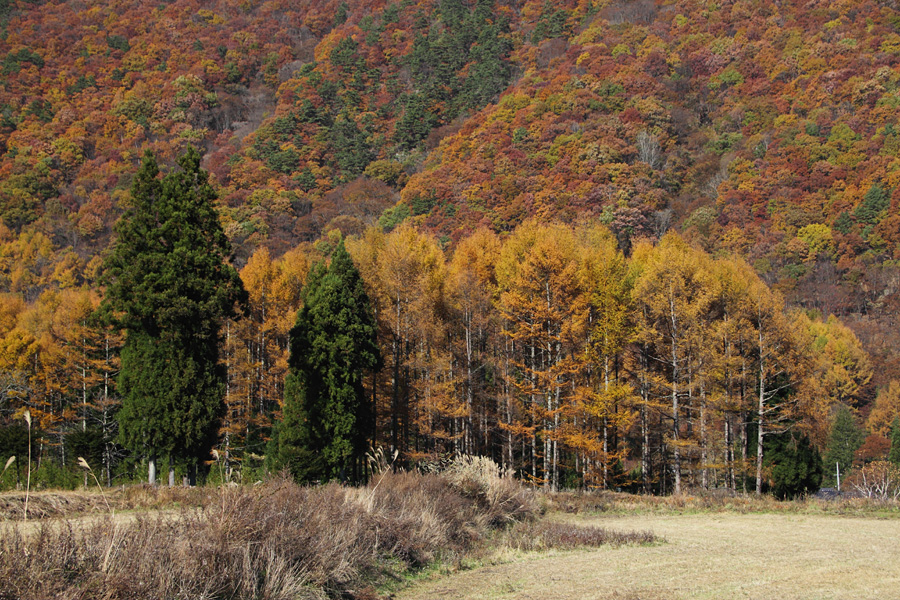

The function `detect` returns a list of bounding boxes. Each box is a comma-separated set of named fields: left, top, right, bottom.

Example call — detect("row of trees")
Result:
left=222, top=218, right=880, bottom=494
left=0, top=150, right=888, bottom=494
left=334, top=222, right=875, bottom=494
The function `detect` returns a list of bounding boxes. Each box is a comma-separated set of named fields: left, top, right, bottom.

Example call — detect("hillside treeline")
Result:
left=3, top=0, right=900, bottom=370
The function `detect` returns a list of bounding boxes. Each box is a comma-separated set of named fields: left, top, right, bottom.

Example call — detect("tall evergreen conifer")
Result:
left=890, top=416, right=900, bottom=466
left=822, top=404, right=865, bottom=486
left=270, top=240, right=381, bottom=482
left=764, top=430, right=823, bottom=499
left=102, top=148, right=246, bottom=484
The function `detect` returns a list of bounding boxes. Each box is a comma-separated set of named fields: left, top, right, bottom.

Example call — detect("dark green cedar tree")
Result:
left=889, top=416, right=900, bottom=466
left=394, top=92, right=436, bottom=150
left=764, top=430, right=823, bottom=499
left=270, top=239, right=381, bottom=483
left=854, top=183, right=890, bottom=225
left=822, top=404, right=865, bottom=486
left=101, top=148, right=246, bottom=484
left=331, top=112, right=373, bottom=179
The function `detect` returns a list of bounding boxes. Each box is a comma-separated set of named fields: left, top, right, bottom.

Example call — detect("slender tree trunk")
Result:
left=700, top=378, right=708, bottom=490
left=259, top=302, right=267, bottom=415
left=740, top=354, right=748, bottom=494
left=103, top=407, right=112, bottom=487
left=552, top=385, right=560, bottom=491
left=725, top=413, right=734, bottom=492
left=507, top=338, right=514, bottom=471
left=603, top=355, right=610, bottom=489
left=530, top=340, right=538, bottom=484
left=103, top=335, right=113, bottom=487
left=659, top=414, right=667, bottom=495
left=756, top=361, right=766, bottom=495
left=723, top=319, right=734, bottom=492
left=404, top=358, right=411, bottom=458
left=391, top=336, right=400, bottom=453
left=79, top=340, right=88, bottom=489
left=639, top=347, right=651, bottom=494
left=81, top=329, right=88, bottom=433
left=641, top=405, right=649, bottom=493
left=148, top=456, right=157, bottom=486
left=465, top=307, right=474, bottom=455
left=756, top=320, right=766, bottom=495
left=669, top=293, right=682, bottom=495
left=740, top=411, right=748, bottom=494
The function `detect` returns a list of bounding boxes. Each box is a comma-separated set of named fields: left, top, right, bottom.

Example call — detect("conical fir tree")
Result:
left=270, top=240, right=381, bottom=482
left=822, top=404, right=865, bottom=487
left=889, top=416, right=900, bottom=466
left=102, top=148, right=246, bottom=484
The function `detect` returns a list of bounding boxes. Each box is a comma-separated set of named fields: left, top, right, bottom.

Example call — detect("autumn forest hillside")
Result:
left=2, top=0, right=900, bottom=491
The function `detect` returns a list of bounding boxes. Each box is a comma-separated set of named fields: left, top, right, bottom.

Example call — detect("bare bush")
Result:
left=0, top=470, right=541, bottom=600
left=852, top=461, right=900, bottom=500
left=636, top=130, right=661, bottom=169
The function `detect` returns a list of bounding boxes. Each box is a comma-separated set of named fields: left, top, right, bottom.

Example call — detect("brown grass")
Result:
left=543, top=488, right=900, bottom=517
left=0, top=491, right=113, bottom=521
left=0, top=460, right=673, bottom=600
left=0, top=469, right=543, bottom=600
left=0, top=485, right=218, bottom=521
left=505, top=520, right=659, bottom=552
left=396, top=512, right=900, bottom=600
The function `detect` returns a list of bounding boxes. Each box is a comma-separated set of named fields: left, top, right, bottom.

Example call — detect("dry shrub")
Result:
left=0, top=470, right=540, bottom=600
left=442, top=455, right=539, bottom=526
left=506, top=520, right=659, bottom=552
left=119, top=482, right=218, bottom=510
left=850, top=461, right=900, bottom=500
left=355, top=471, right=480, bottom=567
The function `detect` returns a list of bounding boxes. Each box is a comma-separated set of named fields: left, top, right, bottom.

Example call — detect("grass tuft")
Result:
left=507, top=520, right=659, bottom=552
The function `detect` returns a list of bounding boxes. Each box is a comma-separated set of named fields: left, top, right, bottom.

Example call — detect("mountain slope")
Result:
left=2, top=0, right=900, bottom=383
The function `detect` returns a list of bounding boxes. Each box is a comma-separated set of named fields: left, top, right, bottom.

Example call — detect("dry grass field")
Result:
left=396, top=512, right=900, bottom=600
left=3, top=480, right=899, bottom=600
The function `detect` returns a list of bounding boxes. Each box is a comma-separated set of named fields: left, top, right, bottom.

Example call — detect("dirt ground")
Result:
left=395, top=513, right=900, bottom=600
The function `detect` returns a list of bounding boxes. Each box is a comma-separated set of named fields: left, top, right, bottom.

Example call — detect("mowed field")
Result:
left=396, top=512, right=900, bottom=600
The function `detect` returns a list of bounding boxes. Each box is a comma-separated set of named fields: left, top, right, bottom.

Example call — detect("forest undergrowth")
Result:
left=0, top=458, right=657, bottom=600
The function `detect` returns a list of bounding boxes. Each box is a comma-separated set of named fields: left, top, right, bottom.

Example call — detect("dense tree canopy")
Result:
left=765, top=431, right=823, bottom=500
left=101, top=148, right=246, bottom=483
left=0, top=217, right=886, bottom=495
left=270, top=239, right=380, bottom=482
